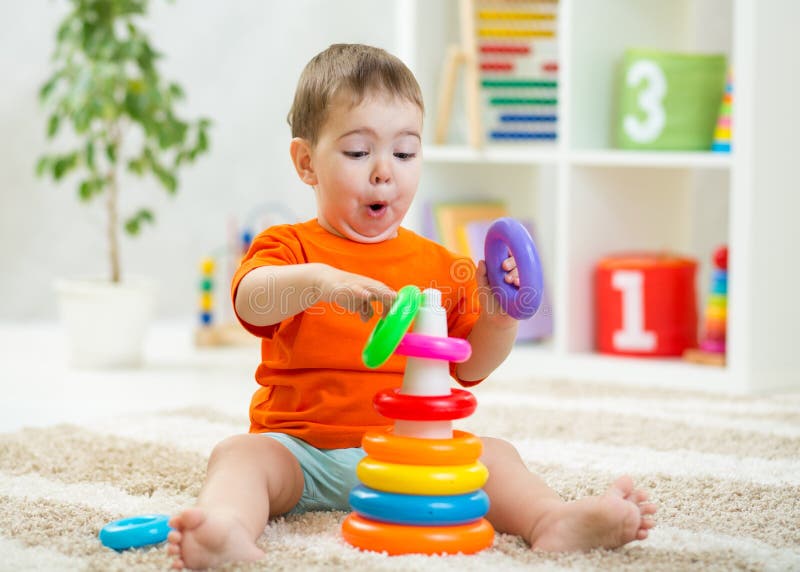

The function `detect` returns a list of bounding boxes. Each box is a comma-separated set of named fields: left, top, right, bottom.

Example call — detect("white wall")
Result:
left=0, top=0, right=400, bottom=320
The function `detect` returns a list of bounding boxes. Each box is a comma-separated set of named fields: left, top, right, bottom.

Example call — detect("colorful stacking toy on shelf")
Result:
left=699, top=246, right=728, bottom=355
left=684, top=246, right=728, bottom=367
left=342, top=218, right=543, bottom=555
left=712, top=72, right=733, bottom=153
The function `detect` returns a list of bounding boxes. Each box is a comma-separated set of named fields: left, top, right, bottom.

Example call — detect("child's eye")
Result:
left=394, top=152, right=416, bottom=160
left=344, top=151, right=368, bottom=158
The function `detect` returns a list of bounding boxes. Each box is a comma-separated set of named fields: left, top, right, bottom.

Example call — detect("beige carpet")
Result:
left=2, top=377, right=800, bottom=571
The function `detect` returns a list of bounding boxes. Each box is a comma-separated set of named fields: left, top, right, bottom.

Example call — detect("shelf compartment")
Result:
left=564, top=165, right=729, bottom=357
left=568, top=0, right=733, bottom=151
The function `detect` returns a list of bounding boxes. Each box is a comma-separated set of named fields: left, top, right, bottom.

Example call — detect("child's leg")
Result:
left=480, top=437, right=656, bottom=552
left=167, top=434, right=304, bottom=570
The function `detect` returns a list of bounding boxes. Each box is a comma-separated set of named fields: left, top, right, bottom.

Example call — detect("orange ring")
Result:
left=362, top=430, right=483, bottom=466
left=341, top=513, right=494, bottom=555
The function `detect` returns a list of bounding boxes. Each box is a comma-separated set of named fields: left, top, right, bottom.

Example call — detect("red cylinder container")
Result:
left=595, top=254, right=698, bottom=357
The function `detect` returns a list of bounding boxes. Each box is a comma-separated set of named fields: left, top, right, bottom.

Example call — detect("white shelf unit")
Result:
left=396, top=0, right=799, bottom=394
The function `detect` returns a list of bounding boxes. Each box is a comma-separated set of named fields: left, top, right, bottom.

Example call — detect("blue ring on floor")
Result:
left=99, top=514, right=172, bottom=551
left=349, top=484, right=490, bottom=526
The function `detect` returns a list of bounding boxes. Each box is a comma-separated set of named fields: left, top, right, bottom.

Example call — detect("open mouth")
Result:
left=367, top=202, right=387, bottom=215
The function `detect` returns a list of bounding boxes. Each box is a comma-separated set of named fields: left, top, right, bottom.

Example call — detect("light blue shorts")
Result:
left=262, top=432, right=366, bottom=515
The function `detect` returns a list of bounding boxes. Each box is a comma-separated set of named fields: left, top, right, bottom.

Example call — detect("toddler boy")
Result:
left=168, top=44, right=655, bottom=570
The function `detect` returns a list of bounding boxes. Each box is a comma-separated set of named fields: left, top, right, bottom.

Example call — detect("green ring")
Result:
left=362, top=285, right=422, bottom=369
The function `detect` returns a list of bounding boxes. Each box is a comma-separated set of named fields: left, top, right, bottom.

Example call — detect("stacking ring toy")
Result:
left=362, top=429, right=482, bottom=465
left=373, top=388, right=477, bottom=421
left=362, top=285, right=423, bottom=369
left=349, top=484, right=490, bottom=526
left=484, top=217, right=544, bottom=320
left=341, top=513, right=494, bottom=555
left=395, top=333, right=472, bottom=363
left=99, top=514, right=172, bottom=551
left=357, top=458, right=488, bottom=495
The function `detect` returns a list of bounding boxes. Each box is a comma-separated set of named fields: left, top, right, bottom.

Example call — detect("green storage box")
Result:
left=616, top=48, right=727, bottom=150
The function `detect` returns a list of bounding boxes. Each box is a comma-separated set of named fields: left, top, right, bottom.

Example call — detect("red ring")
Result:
left=373, top=388, right=477, bottom=421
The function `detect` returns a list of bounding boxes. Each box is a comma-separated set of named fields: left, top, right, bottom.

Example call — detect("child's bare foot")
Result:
left=167, top=507, right=265, bottom=570
left=529, top=476, right=656, bottom=552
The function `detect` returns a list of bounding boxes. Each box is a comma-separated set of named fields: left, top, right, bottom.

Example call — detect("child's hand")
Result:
left=476, top=255, right=519, bottom=326
left=317, top=265, right=396, bottom=322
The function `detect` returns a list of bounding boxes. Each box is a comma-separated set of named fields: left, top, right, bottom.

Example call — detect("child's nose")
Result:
left=371, top=157, right=391, bottom=185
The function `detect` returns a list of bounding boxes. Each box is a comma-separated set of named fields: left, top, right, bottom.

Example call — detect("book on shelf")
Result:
left=425, top=200, right=553, bottom=342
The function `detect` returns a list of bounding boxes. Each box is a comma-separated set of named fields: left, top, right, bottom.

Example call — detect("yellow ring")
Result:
left=362, top=430, right=483, bottom=466
left=357, top=457, right=488, bottom=495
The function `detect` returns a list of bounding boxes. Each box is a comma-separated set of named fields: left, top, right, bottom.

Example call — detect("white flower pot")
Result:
left=55, top=277, right=156, bottom=368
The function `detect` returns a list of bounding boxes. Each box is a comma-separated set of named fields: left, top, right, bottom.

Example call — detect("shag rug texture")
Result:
left=2, top=377, right=800, bottom=572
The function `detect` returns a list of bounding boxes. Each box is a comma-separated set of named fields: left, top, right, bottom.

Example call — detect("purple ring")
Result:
left=395, top=333, right=472, bottom=363
left=484, top=217, right=544, bottom=320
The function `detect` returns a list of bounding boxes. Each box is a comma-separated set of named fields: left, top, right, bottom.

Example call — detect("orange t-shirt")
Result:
left=231, top=219, right=481, bottom=449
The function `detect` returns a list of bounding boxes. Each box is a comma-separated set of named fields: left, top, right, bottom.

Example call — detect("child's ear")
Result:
left=290, top=137, right=318, bottom=186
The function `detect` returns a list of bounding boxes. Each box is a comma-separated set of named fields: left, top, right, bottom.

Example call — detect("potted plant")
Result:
left=37, top=0, right=211, bottom=367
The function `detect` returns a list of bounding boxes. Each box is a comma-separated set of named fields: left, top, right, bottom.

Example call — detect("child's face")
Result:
left=303, top=92, right=423, bottom=243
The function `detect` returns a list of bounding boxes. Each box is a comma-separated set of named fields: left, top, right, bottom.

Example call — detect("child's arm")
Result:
left=455, top=259, right=519, bottom=383
left=235, top=263, right=396, bottom=327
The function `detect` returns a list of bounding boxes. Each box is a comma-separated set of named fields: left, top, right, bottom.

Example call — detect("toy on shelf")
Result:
left=684, top=246, right=728, bottom=367
left=711, top=72, right=733, bottom=153
left=595, top=253, right=698, bottom=357
left=434, top=0, right=560, bottom=147
left=342, top=218, right=542, bottom=555
left=195, top=202, right=297, bottom=347
left=616, top=49, right=727, bottom=151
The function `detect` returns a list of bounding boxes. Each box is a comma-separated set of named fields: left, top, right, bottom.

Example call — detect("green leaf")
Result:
left=53, top=153, right=78, bottom=180
left=168, top=82, right=184, bottom=100
left=78, top=177, right=105, bottom=201
left=152, top=162, right=177, bottom=194
left=105, top=142, right=117, bottom=164
left=85, top=141, right=96, bottom=170
left=39, top=74, right=60, bottom=102
left=124, top=208, right=155, bottom=236
left=197, top=127, right=208, bottom=153
left=35, top=157, right=51, bottom=178
left=79, top=180, right=92, bottom=201
left=127, top=158, right=143, bottom=175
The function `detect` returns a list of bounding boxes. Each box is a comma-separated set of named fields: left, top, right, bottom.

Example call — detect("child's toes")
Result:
left=636, top=529, right=649, bottom=540
left=609, top=475, right=635, bottom=497
left=641, top=502, right=658, bottom=516
left=167, top=530, right=182, bottom=544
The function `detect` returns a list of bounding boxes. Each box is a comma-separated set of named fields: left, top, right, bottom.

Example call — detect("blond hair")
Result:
left=287, top=44, right=424, bottom=145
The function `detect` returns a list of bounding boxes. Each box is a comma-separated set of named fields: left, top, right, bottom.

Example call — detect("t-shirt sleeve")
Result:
left=230, top=225, right=303, bottom=339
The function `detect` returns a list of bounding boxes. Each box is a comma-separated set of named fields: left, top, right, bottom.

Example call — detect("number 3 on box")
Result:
left=623, top=60, right=667, bottom=144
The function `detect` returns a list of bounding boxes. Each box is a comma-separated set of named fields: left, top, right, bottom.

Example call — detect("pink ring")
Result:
left=395, top=333, right=472, bottom=363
